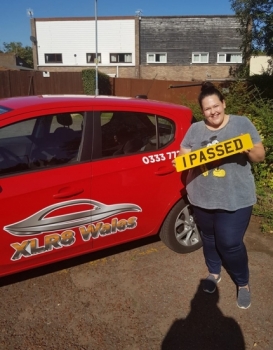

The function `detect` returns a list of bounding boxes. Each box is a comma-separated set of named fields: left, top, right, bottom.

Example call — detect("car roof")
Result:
left=0, top=95, right=191, bottom=116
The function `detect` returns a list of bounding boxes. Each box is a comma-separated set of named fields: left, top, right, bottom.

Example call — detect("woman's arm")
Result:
left=178, top=146, right=192, bottom=156
left=245, top=142, right=265, bottom=162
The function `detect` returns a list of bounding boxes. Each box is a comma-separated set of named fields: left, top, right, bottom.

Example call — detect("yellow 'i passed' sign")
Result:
left=175, top=133, right=253, bottom=172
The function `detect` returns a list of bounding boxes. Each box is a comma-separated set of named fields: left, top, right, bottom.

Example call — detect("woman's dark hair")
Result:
left=198, top=81, right=225, bottom=107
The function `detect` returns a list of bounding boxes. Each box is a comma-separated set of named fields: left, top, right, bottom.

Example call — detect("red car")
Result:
left=0, top=95, right=201, bottom=277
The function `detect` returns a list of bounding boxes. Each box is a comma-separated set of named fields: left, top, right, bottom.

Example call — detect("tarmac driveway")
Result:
left=0, top=216, right=272, bottom=350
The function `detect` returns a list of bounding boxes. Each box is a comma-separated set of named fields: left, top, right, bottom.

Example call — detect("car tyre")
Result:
left=159, top=198, right=202, bottom=254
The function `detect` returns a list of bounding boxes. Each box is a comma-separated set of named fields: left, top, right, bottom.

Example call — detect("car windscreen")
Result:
left=0, top=106, right=12, bottom=115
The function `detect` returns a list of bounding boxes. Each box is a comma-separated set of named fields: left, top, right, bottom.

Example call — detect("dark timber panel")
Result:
left=140, top=16, right=242, bottom=65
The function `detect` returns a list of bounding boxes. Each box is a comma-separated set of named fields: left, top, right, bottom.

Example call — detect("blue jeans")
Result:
left=192, top=205, right=252, bottom=287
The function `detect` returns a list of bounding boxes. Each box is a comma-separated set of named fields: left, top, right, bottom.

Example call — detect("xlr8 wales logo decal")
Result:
left=4, top=199, right=142, bottom=261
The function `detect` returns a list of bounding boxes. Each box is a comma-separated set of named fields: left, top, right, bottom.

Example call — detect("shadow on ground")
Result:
left=161, top=279, right=245, bottom=350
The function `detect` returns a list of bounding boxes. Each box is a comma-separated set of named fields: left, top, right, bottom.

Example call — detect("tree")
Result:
left=2, top=42, right=33, bottom=68
left=230, top=0, right=273, bottom=59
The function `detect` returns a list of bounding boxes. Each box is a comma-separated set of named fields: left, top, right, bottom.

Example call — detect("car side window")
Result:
left=0, top=112, right=84, bottom=177
left=144, top=116, right=175, bottom=152
left=97, top=111, right=174, bottom=159
left=50, top=113, right=83, bottom=133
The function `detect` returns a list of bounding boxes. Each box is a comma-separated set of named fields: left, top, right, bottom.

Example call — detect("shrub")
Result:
left=82, top=69, right=112, bottom=95
left=224, top=82, right=273, bottom=185
left=248, top=74, right=273, bottom=100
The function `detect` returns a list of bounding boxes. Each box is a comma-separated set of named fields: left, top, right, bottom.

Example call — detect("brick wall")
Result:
left=36, top=64, right=235, bottom=81
left=139, top=65, right=235, bottom=81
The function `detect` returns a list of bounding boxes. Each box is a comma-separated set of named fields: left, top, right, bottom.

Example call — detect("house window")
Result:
left=110, top=53, right=132, bottom=63
left=192, top=53, right=209, bottom=63
left=147, top=53, right=167, bottom=63
left=86, top=53, right=101, bottom=63
left=45, top=54, right=62, bottom=63
left=217, top=53, right=242, bottom=63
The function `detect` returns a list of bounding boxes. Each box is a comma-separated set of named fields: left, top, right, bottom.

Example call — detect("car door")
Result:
left=0, top=109, right=93, bottom=277
left=89, top=107, right=187, bottom=251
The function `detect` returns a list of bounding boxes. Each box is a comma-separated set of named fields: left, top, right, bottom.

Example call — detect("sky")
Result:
left=0, top=0, right=234, bottom=49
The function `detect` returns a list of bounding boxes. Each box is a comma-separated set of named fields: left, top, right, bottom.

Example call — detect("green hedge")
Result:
left=82, top=69, right=112, bottom=95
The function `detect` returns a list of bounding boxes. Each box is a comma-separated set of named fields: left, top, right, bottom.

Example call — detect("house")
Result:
left=30, top=17, right=137, bottom=78
left=250, top=56, right=272, bottom=75
left=139, top=16, right=243, bottom=81
left=0, top=52, right=32, bottom=71
left=30, top=15, right=243, bottom=81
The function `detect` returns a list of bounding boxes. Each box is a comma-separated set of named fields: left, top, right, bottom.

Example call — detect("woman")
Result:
left=180, top=82, right=265, bottom=309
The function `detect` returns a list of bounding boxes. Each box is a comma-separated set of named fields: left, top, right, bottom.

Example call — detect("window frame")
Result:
left=191, top=52, right=209, bottom=64
left=44, top=54, right=63, bottom=64
left=217, top=52, right=243, bottom=64
left=146, top=53, right=167, bottom=64
left=109, top=53, right=132, bottom=63
left=86, top=53, right=101, bottom=63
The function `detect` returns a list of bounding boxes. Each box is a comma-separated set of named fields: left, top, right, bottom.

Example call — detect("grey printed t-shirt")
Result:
left=180, top=115, right=262, bottom=211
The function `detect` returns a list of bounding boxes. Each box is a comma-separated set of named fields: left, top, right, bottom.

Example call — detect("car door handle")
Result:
left=53, top=188, right=84, bottom=199
left=154, top=166, right=175, bottom=176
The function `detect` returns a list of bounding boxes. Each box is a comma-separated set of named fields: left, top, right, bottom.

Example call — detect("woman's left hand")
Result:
left=244, top=142, right=265, bottom=162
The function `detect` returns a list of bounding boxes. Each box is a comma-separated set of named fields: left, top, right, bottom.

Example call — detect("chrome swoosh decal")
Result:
left=4, top=199, right=142, bottom=236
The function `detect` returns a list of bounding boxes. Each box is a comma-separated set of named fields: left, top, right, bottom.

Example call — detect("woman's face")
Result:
left=201, top=94, right=226, bottom=128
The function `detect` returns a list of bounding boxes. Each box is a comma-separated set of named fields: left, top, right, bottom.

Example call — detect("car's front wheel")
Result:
left=159, top=198, right=202, bottom=254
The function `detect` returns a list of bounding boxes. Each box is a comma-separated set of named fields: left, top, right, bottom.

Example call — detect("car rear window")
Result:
left=96, top=111, right=175, bottom=159
left=0, top=106, right=11, bottom=115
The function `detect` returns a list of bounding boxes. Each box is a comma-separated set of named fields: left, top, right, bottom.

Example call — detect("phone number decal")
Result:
left=142, top=151, right=179, bottom=165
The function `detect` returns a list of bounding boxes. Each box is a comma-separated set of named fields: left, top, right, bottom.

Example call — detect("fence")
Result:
left=0, top=71, right=84, bottom=98
left=0, top=70, right=208, bottom=104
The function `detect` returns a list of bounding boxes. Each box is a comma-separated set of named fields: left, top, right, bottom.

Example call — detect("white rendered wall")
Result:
left=36, top=19, right=135, bottom=67
left=250, top=56, right=272, bottom=75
